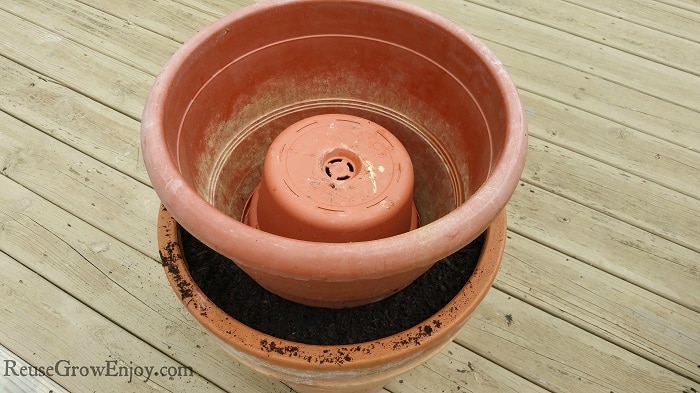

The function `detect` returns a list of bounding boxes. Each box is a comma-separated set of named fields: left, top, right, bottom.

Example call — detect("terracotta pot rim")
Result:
left=159, top=206, right=507, bottom=371
left=142, top=0, right=526, bottom=280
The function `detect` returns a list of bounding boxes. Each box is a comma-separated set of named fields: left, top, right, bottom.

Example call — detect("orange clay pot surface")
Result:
left=141, top=0, right=527, bottom=307
left=159, top=207, right=507, bottom=393
left=242, top=113, right=419, bottom=243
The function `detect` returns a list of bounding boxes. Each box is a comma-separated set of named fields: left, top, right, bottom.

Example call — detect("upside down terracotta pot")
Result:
left=159, top=206, right=508, bottom=393
left=141, top=0, right=527, bottom=308
left=242, top=113, right=420, bottom=243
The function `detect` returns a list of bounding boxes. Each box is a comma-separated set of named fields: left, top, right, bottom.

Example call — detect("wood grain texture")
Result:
left=0, top=0, right=698, bottom=391
left=0, top=345, right=69, bottom=393
left=385, top=342, right=550, bottom=393
left=0, top=251, right=225, bottom=393
left=522, top=137, right=700, bottom=252
left=496, top=232, right=700, bottom=381
left=464, top=0, right=700, bottom=76
left=519, top=90, right=700, bottom=199
left=0, top=110, right=158, bottom=257
left=458, top=290, right=699, bottom=393
left=0, top=0, right=180, bottom=76
left=0, top=174, right=294, bottom=392
left=0, top=55, right=148, bottom=184
left=420, top=0, right=700, bottom=111
left=508, top=182, right=699, bottom=311
left=0, top=9, right=150, bottom=120
left=561, top=0, right=700, bottom=43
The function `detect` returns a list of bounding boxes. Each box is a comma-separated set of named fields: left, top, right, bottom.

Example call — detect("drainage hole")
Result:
left=324, top=158, right=355, bottom=181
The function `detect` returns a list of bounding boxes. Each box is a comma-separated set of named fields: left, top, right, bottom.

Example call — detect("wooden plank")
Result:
left=403, top=0, right=700, bottom=150
left=560, top=0, right=700, bottom=43
left=458, top=289, right=700, bottom=393
left=520, top=90, right=700, bottom=200
left=0, top=251, right=225, bottom=393
left=0, top=110, right=159, bottom=257
left=416, top=0, right=700, bottom=110
left=79, top=0, right=217, bottom=43
left=0, top=0, right=180, bottom=76
left=0, top=177, right=294, bottom=392
left=492, top=37, right=700, bottom=150
left=0, top=55, right=149, bottom=185
left=0, top=345, right=69, bottom=393
left=658, top=0, right=700, bottom=14
left=385, top=341, right=550, bottom=393
left=497, top=232, right=700, bottom=381
left=170, top=0, right=253, bottom=17
left=463, top=0, right=700, bottom=76
left=523, top=137, right=700, bottom=252
left=507, top=182, right=700, bottom=311
left=0, top=9, right=151, bottom=120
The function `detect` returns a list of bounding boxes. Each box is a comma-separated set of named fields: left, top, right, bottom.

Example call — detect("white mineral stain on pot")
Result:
left=364, top=160, right=378, bottom=194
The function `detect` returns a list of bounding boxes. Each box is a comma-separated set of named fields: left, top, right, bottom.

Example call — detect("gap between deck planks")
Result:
left=522, top=137, right=700, bottom=253
left=457, top=290, right=699, bottom=392
left=0, top=250, right=231, bottom=393
left=5, top=0, right=700, bottom=191
left=0, top=176, right=298, bottom=392
left=4, top=0, right=699, bottom=158
left=463, top=0, right=700, bottom=77
left=560, top=0, right=700, bottom=43
left=420, top=0, right=700, bottom=108
left=657, top=0, right=700, bottom=14
left=0, top=8, right=151, bottom=120
left=0, top=344, right=69, bottom=393
left=496, top=231, right=700, bottom=381
left=0, top=0, right=180, bottom=76
left=2, top=2, right=700, bottom=213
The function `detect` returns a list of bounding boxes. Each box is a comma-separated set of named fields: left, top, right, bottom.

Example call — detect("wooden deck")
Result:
left=0, top=0, right=698, bottom=392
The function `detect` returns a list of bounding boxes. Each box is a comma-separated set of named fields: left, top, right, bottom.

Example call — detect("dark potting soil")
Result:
left=182, top=228, right=484, bottom=345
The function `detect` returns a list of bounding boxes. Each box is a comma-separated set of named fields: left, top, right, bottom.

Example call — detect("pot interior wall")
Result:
left=162, top=1, right=508, bottom=227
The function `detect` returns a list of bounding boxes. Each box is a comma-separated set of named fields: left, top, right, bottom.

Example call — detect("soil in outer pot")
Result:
left=180, top=228, right=484, bottom=346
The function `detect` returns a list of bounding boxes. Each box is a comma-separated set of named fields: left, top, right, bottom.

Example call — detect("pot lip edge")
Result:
left=157, top=205, right=507, bottom=370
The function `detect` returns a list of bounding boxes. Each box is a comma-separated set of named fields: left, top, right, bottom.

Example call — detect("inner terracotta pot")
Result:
left=243, top=113, right=419, bottom=243
left=141, top=0, right=527, bottom=308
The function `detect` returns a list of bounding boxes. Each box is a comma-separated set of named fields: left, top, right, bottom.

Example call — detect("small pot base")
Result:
left=243, top=114, right=419, bottom=243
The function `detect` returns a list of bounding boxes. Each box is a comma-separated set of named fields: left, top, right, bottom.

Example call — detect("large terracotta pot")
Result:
left=141, top=0, right=527, bottom=307
left=159, top=206, right=508, bottom=393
